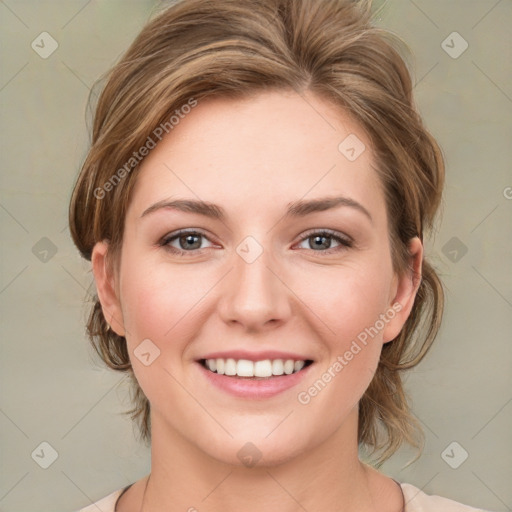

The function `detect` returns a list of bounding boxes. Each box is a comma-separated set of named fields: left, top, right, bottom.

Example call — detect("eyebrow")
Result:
left=140, top=196, right=373, bottom=223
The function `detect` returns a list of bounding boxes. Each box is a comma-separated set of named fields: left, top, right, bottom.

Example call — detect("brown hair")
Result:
left=69, top=0, right=444, bottom=466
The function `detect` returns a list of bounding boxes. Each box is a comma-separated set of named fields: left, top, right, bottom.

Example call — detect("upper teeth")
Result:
left=204, top=358, right=306, bottom=377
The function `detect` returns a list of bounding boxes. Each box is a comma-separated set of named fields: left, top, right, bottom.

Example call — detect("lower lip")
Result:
left=196, top=361, right=314, bottom=399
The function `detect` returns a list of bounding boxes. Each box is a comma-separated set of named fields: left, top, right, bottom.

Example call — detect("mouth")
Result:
left=198, top=358, right=314, bottom=379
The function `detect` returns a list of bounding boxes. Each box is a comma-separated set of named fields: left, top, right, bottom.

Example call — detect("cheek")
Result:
left=297, top=262, right=393, bottom=343
left=119, top=255, right=196, bottom=341
left=295, top=271, right=390, bottom=418
left=117, top=256, right=214, bottom=394
left=293, top=260, right=392, bottom=398
left=117, top=260, right=196, bottom=401
left=119, top=271, right=165, bottom=341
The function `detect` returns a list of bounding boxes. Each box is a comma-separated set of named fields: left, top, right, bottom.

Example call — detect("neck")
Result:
left=140, top=407, right=399, bottom=512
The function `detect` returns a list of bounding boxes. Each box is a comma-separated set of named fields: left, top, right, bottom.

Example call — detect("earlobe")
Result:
left=382, top=237, right=423, bottom=343
left=91, top=241, right=126, bottom=337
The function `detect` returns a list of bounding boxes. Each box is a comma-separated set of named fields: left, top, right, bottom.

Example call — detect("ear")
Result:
left=382, top=237, right=423, bottom=343
left=91, top=241, right=126, bottom=337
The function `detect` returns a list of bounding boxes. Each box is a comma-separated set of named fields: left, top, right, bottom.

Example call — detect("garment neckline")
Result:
left=114, top=483, right=134, bottom=511
left=114, top=480, right=405, bottom=511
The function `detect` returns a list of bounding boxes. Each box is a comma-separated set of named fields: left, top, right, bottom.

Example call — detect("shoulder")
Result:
left=401, top=482, right=491, bottom=512
left=75, top=488, right=125, bottom=512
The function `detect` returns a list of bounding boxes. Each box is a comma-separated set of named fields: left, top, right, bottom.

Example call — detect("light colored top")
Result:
left=77, top=482, right=490, bottom=511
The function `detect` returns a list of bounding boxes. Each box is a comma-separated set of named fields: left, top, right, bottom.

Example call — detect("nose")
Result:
left=217, top=242, right=292, bottom=332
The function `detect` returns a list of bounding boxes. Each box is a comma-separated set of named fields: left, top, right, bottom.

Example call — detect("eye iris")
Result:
left=180, top=233, right=201, bottom=250
left=311, top=235, right=331, bottom=250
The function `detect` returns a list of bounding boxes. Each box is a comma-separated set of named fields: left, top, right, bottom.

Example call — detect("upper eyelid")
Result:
left=161, top=228, right=215, bottom=244
left=298, top=228, right=352, bottom=242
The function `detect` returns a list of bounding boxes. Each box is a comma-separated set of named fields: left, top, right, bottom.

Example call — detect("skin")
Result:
left=92, top=89, right=422, bottom=511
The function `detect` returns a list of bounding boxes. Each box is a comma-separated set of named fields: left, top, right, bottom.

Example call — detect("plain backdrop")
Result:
left=0, top=1, right=511, bottom=511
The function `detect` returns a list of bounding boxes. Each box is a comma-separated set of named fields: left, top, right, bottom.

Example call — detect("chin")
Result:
left=197, top=431, right=307, bottom=469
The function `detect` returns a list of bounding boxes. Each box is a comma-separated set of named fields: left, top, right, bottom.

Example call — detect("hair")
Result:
left=69, top=0, right=444, bottom=467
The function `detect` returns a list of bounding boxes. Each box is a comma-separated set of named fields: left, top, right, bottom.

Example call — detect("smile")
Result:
left=200, top=358, right=313, bottom=378
left=196, top=357, right=315, bottom=399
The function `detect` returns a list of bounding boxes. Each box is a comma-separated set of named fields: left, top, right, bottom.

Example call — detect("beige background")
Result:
left=0, top=1, right=511, bottom=511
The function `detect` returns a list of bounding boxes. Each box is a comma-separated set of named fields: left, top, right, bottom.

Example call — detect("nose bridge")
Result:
left=218, top=237, right=291, bottom=329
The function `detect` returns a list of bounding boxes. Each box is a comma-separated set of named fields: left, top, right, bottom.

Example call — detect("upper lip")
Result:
left=197, top=350, right=314, bottom=362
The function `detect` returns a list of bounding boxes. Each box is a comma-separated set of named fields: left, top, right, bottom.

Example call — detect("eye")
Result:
left=159, top=228, right=353, bottom=257
left=159, top=229, right=216, bottom=256
left=295, top=229, right=353, bottom=253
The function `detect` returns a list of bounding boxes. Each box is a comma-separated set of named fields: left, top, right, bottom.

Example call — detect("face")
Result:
left=93, top=89, right=421, bottom=467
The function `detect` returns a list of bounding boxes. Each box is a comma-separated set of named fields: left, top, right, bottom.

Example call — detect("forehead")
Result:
left=127, top=90, right=385, bottom=222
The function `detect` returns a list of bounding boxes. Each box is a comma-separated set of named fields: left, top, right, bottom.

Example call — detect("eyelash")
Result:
left=159, top=229, right=353, bottom=257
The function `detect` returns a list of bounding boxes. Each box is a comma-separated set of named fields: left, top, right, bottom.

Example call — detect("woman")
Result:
left=69, top=0, right=486, bottom=510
